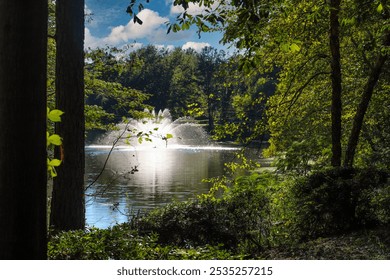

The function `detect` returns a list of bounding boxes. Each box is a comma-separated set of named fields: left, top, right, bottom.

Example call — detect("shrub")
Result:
left=48, top=224, right=237, bottom=260
left=48, top=224, right=155, bottom=259
left=133, top=172, right=275, bottom=252
left=291, top=168, right=389, bottom=239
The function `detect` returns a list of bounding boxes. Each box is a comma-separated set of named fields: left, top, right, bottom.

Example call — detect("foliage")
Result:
left=260, top=226, right=390, bottom=260
left=290, top=168, right=390, bottom=240
left=48, top=224, right=236, bottom=260
left=132, top=168, right=389, bottom=251
left=48, top=169, right=390, bottom=259
left=144, top=0, right=390, bottom=169
left=132, top=172, right=277, bottom=254
left=271, top=139, right=331, bottom=176
left=85, top=48, right=151, bottom=131
left=47, top=107, right=63, bottom=177
left=85, top=45, right=266, bottom=141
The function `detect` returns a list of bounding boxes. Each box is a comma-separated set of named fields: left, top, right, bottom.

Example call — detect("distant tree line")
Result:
left=85, top=45, right=276, bottom=143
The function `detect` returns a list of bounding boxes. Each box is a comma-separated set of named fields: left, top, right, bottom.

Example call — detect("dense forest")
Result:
left=0, top=0, right=389, bottom=260
left=84, top=45, right=275, bottom=144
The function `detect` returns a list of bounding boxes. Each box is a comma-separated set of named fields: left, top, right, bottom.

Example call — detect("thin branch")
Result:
left=288, top=71, right=331, bottom=111
left=279, top=54, right=329, bottom=106
left=85, top=120, right=132, bottom=190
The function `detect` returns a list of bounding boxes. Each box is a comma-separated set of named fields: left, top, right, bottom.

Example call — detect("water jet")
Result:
left=97, top=108, right=209, bottom=148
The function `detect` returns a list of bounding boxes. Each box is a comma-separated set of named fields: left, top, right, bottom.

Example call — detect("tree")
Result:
left=50, top=0, right=85, bottom=230
left=157, top=0, right=390, bottom=170
left=344, top=29, right=390, bottom=167
left=0, top=0, right=48, bottom=259
left=122, top=45, right=171, bottom=111
left=197, top=47, right=227, bottom=130
left=166, top=48, right=205, bottom=119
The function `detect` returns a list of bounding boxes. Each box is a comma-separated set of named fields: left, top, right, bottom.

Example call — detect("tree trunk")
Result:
left=208, top=100, right=215, bottom=131
left=50, top=0, right=85, bottom=230
left=344, top=31, right=390, bottom=167
left=0, top=0, right=48, bottom=259
left=329, top=0, right=343, bottom=167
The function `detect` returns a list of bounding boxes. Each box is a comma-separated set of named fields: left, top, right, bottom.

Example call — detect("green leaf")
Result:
left=201, top=24, right=210, bottom=32
left=182, top=21, right=190, bottom=30
left=377, top=3, right=383, bottom=13
left=48, top=134, right=62, bottom=146
left=280, top=43, right=290, bottom=52
left=290, top=43, right=301, bottom=52
left=48, top=166, right=57, bottom=177
left=48, top=109, right=64, bottom=122
left=172, top=23, right=178, bottom=32
left=48, top=159, right=62, bottom=167
left=166, top=133, right=173, bottom=139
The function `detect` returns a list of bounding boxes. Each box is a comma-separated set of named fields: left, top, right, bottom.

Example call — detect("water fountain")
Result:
left=94, top=108, right=210, bottom=148
left=85, top=109, right=242, bottom=228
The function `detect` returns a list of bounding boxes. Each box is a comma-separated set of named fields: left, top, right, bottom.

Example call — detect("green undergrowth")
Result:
left=48, top=224, right=237, bottom=260
left=48, top=168, right=390, bottom=260
left=260, top=226, right=390, bottom=260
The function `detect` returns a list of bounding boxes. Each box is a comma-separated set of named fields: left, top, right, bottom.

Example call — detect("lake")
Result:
left=85, top=144, right=246, bottom=228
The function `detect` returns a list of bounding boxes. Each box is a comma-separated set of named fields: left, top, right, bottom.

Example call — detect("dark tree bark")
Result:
left=0, top=0, right=48, bottom=259
left=329, top=0, right=343, bottom=167
left=344, top=31, right=390, bottom=167
left=50, top=0, right=85, bottom=230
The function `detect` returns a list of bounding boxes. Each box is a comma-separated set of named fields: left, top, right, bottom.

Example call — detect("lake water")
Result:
left=85, top=144, right=246, bottom=228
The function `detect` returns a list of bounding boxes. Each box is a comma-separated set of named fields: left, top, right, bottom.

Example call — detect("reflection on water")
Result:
left=85, top=145, right=241, bottom=228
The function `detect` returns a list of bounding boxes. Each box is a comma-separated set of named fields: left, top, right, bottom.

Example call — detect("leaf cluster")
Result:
left=47, top=107, right=64, bottom=177
left=48, top=224, right=236, bottom=260
left=132, top=172, right=277, bottom=254
left=48, top=168, right=390, bottom=259
left=290, top=168, right=390, bottom=239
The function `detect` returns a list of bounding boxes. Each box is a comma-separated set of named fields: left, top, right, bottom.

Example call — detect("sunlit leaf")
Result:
left=49, top=166, right=57, bottom=177
left=48, top=134, right=62, bottom=146
left=290, top=43, right=301, bottom=52
left=280, top=43, right=290, bottom=52
left=48, top=109, right=64, bottom=122
left=166, top=133, right=173, bottom=139
left=48, top=159, right=62, bottom=167
left=377, top=3, right=383, bottom=13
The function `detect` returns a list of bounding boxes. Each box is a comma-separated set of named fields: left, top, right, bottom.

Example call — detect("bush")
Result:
left=133, top=172, right=275, bottom=252
left=48, top=224, right=155, bottom=259
left=291, top=168, right=389, bottom=239
left=48, top=224, right=237, bottom=260
left=48, top=169, right=389, bottom=259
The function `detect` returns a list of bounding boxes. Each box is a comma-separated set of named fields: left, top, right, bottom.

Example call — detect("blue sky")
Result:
left=85, top=0, right=224, bottom=52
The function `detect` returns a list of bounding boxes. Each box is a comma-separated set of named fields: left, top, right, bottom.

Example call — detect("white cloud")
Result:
left=105, top=9, right=168, bottom=44
left=85, top=26, right=146, bottom=51
left=170, top=2, right=219, bottom=15
left=182, top=42, right=210, bottom=52
left=84, top=4, right=92, bottom=16
left=85, top=27, right=105, bottom=49
left=84, top=7, right=198, bottom=50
